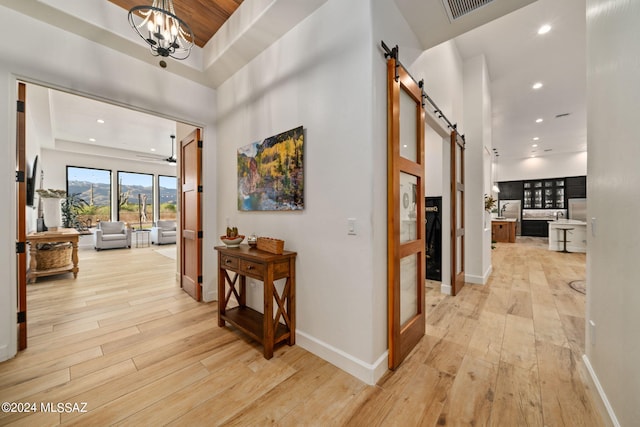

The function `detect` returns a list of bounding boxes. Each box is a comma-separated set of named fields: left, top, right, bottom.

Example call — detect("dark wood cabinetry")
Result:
left=521, top=220, right=549, bottom=237
left=498, top=181, right=523, bottom=201
left=523, top=179, right=565, bottom=209
left=565, top=176, right=587, bottom=199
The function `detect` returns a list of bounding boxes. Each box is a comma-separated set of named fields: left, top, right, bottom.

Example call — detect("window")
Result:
left=66, top=166, right=111, bottom=227
left=117, top=171, right=153, bottom=229
left=158, top=175, right=177, bottom=221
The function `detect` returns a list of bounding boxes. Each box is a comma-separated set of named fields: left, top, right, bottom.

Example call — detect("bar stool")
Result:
left=555, top=226, right=573, bottom=253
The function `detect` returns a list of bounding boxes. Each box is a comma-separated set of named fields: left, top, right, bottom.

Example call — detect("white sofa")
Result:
left=94, top=221, right=131, bottom=250
left=151, top=220, right=177, bottom=245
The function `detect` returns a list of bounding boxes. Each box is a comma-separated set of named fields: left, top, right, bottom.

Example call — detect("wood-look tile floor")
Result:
left=0, top=241, right=607, bottom=426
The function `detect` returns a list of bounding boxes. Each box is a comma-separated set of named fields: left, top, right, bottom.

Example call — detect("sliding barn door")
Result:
left=387, top=56, right=426, bottom=369
left=451, top=131, right=465, bottom=296
left=16, top=82, right=27, bottom=350
left=180, top=129, right=202, bottom=301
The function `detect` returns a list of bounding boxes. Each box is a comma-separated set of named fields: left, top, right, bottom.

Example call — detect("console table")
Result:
left=215, top=245, right=296, bottom=359
left=27, top=229, right=79, bottom=283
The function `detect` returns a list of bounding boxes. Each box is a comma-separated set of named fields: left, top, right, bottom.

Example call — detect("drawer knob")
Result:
left=225, top=259, right=232, bottom=264
left=247, top=265, right=253, bottom=270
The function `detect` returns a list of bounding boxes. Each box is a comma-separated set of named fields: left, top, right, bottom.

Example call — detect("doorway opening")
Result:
left=15, top=80, right=204, bottom=350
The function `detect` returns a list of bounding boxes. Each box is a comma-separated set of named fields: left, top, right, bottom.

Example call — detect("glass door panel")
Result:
left=400, top=173, right=417, bottom=243
left=400, top=254, right=418, bottom=325
left=399, top=88, right=417, bottom=162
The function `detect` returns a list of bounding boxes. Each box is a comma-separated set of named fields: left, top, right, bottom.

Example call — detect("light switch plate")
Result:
left=347, top=218, right=356, bottom=235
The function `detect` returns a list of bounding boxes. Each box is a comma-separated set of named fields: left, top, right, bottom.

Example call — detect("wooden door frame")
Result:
left=386, top=54, right=426, bottom=370
left=10, top=79, right=207, bottom=356
left=450, top=131, right=465, bottom=296
left=16, top=82, right=27, bottom=350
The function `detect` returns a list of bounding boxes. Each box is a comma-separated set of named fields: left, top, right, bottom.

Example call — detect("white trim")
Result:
left=465, top=264, right=492, bottom=285
left=0, top=344, right=9, bottom=362
left=296, top=330, right=388, bottom=385
left=582, top=354, right=620, bottom=427
left=440, top=282, right=452, bottom=295
left=203, top=289, right=217, bottom=303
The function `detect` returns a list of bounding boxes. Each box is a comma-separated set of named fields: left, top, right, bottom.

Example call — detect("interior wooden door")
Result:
left=387, top=56, right=426, bottom=369
left=450, top=131, right=465, bottom=296
left=180, top=129, right=202, bottom=301
left=16, top=82, right=27, bottom=350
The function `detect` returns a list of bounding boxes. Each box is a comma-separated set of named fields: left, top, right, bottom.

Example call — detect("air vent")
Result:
left=544, top=148, right=553, bottom=152
left=555, top=113, right=571, bottom=118
left=441, top=0, right=495, bottom=21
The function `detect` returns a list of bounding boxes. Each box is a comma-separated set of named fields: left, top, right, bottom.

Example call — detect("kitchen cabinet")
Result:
left=565, top=176, right=587, bottom=199
left=498, top=181, right=523, bottom=201
left=523, top=179, right=564, bottom=209
left=521, top=220, right=549, bottom=237
left=491, top=220, right=516, bottom=243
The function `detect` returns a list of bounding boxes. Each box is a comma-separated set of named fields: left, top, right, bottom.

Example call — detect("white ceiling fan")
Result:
left=137, top=135, right=177, bottom=164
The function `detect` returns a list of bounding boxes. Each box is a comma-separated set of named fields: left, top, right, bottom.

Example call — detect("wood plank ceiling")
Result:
left=108, top=0, right=244, bottom=48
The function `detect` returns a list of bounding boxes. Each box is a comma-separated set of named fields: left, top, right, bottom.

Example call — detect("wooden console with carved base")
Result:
left=215, top=244, right=296, bottom=359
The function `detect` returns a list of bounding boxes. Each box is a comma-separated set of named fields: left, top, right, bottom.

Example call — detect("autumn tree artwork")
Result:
left=238, top=126, right=304, bottom=211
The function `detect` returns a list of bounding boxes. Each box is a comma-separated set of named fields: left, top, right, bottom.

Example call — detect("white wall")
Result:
left=584, top=1, right=640, bottom=425
left=0, top=4, right=216, bottom=362
left=217, top=0, right=387, bottom=383
left=412, top=40, right=465, bottom=200
left=463, top=55, right=492, bottom=285
left=497, top=151, right=587, bottom=182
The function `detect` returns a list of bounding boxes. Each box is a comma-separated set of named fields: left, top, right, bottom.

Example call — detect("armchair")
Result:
left=93, top=221, right=131, bottom=250
left=151, top=220, right=177, bottom=245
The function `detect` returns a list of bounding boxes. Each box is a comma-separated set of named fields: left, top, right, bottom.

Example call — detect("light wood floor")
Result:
left=0, top=241, right=607, bottom=426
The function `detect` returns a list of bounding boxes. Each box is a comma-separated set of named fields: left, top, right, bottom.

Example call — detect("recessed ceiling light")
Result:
left=538, top=24, right=551, bottom=35
left=533, top=137, right=540, bottom=141
left=150, top=148, right=156, bottom=152
left=531, top=154, right=536, bottom=158
left=89, top=138, right=96, bottom=142
left=403, top=145, right=407, bottom=148
left=532, top=144, right=538, bottom=148
left=97, top=119, right=105, bottom=124
left=536, top=118, right=543, bottom=123
left=532, top=82, right=543, bottom=90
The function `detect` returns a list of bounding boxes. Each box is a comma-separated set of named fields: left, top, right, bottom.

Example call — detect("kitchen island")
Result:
left=548, top=219, right=587, bottom=253
left=491, top=218, right=516, bottom=243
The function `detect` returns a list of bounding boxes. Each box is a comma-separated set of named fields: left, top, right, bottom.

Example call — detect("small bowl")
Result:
left=220, top=235, right=245, bottom=248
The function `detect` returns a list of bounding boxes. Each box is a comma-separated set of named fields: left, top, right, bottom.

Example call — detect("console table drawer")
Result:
left=240, top=259, right=264, bottom=277
left=220, top=255, right=239, bottom=269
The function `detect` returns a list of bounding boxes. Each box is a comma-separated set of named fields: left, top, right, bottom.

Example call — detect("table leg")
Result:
left=71, top=239, right=79, bottom=278
left=28, top=242, right=37, bottom=284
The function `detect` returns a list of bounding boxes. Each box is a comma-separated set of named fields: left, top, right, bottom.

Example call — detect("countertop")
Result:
left=491, top=218, right=517, bottom=222
left=548, top=219, right=587, bottom=226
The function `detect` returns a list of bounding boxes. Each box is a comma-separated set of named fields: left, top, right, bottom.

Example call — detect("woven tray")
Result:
left=256, top=237, right=284, bottom=254
left=35, top=243, right=72, bottom=269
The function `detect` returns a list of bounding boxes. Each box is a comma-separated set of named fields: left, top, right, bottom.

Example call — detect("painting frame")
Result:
left=237, top=126, right=304, bottom=211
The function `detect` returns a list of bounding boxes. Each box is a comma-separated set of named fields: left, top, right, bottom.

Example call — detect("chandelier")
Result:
left=128, top=0, right=194, bottom=60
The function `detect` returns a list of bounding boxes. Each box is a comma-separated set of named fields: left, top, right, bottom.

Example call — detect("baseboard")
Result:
left=0, top=344, right=11, bottom=363
left=203, top=289, right=217, bottom=303
left=465, top=265, right=492, bottom=285
left=582, top=354, right=620, bottom=427
left=296, top=330, right=388, bottom=385
left=440, top=283, right=452, bottom=295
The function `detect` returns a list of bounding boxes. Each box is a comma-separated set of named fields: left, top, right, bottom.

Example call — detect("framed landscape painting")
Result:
left=238, top=126, right=304, bottom=211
